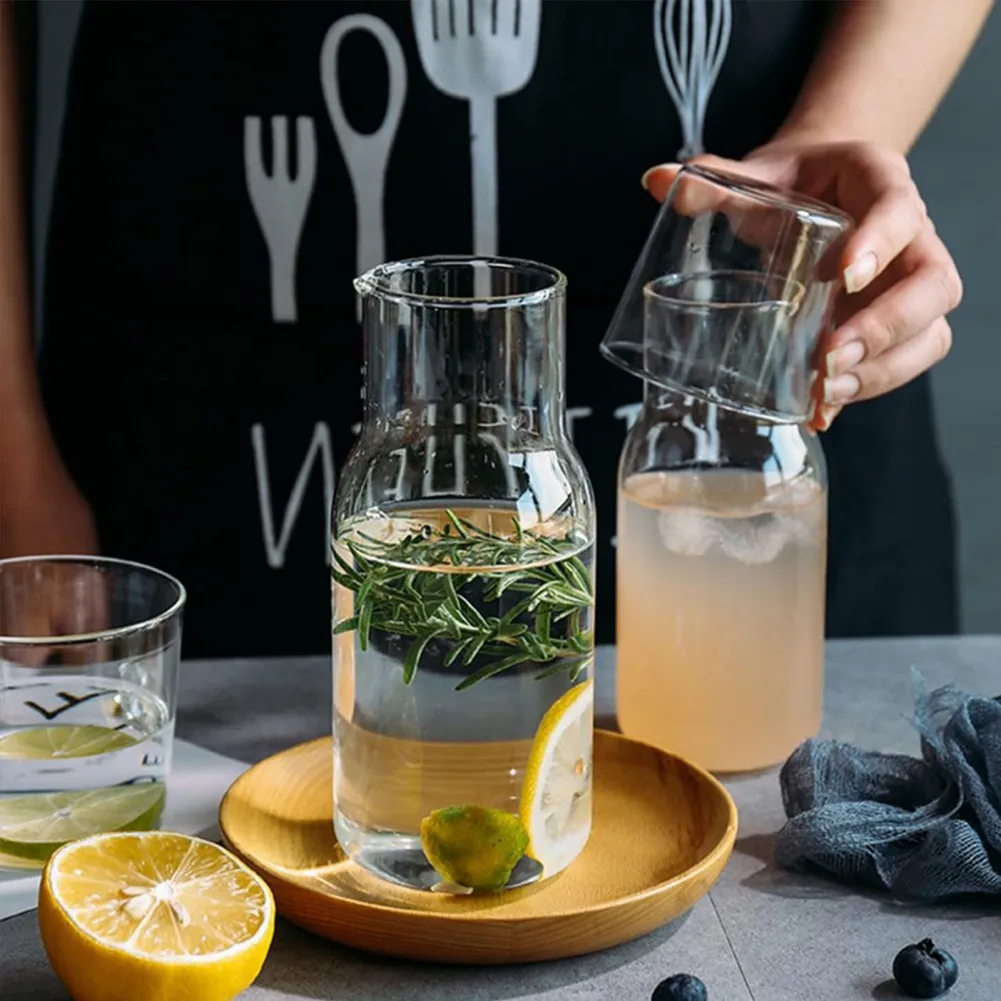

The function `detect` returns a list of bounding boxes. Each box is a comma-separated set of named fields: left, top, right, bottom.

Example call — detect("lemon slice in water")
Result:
left=0, top=784, right=166, bottom=862
left=40, top=831, right=275, bottom=1001
left=519, top=680, right=594, bottom=876
left=0, top=724, right=137, bottom=760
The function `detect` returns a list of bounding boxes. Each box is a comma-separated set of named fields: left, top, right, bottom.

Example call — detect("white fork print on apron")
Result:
left=244, top=15, right=407, bottom=326
left=244, top=116, right=318, bottom=324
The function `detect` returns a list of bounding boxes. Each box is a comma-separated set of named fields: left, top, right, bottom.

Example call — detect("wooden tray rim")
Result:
left=219, top=728, right=738, bottom=926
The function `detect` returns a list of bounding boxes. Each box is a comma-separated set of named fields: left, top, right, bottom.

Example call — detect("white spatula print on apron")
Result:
left=411, top=0, right=542, bottom=296
left=321, top=15, right=407, bottom=321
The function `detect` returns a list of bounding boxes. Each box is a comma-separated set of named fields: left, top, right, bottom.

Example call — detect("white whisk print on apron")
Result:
left=654, top=0, right=732, bottom=287
left=654, top=0, right=732, bottom=160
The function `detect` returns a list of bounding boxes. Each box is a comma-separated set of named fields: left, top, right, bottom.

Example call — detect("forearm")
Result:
left=774, top=0, right=994, bottom=153
left=1, top=1, right=55, bottom=513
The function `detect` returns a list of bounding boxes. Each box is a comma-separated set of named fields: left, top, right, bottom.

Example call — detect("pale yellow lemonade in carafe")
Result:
left=617, top=469, right=826, bottom=772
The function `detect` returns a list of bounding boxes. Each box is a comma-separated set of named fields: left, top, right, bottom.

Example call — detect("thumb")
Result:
left=640, top=161, right=684, bottom=202
left=640, top=154, right=779, bottom=203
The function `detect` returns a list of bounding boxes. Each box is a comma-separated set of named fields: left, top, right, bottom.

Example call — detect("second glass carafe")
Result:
left=606, top=165, right=849, bottom=772
left=617, top=388, right=827, bottom=772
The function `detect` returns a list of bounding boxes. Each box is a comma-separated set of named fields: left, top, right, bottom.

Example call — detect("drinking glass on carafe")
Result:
left=602, top=165, right=851, bottom=773
left=332, top=257, right=596, bottom=892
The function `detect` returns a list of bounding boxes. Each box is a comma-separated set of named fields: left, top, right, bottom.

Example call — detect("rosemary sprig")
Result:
left=332, top=511, right=593, bottom=690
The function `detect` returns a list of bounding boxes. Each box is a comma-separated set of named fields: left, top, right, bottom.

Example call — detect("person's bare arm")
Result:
left=774, top=0, right=995, bottom=153
left=0, top=0, right=47, bottom=494
left=1, top=0, right=97, bottom=554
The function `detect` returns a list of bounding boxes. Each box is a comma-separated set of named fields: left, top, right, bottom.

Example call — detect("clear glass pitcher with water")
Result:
left=604, top=166, right=851, bottom=773
left=331, top=257, right=596, bottom=892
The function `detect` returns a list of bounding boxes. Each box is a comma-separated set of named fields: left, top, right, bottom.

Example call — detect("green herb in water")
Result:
left=332, top=511, right=593, bottom=690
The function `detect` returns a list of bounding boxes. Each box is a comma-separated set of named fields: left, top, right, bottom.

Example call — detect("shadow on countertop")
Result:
left=0, top=907, right=690, bottom=1001
left=250, top=910, right=689, bottom=1001
left=732, top=832, right=1001, bottom=921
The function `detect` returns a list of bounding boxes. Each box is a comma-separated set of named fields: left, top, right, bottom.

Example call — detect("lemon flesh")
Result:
left=0, top=784, right=166, bottom=862
left=519, top=680, right=594, bottom=877
left=39, top=831, right=275, bottom=1001
left=421, top=805, right=529, bottom=892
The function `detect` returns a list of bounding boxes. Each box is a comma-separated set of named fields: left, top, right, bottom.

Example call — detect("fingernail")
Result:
left=826, top=340, right=865, bottom=377
left=815, top=404, right=842, bottom=432
left=641, top=162, right=681, bottom=191
left=823, top=373, right=861, bottom=405
left=844, top=252, right=877, bottom=294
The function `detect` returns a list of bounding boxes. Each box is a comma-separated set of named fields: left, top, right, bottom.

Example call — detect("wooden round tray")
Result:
left=219, top=730, right=737, bottom=965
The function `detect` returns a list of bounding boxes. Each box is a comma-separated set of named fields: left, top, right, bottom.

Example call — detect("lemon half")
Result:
left=519, top=679, right=594, bottom=876
left=39, top=831, right=275, bottom=1001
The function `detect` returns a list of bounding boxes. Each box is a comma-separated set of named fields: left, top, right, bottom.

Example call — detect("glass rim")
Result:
left=678, top=163, right=854, bottom=231
left=0, top=554, right=187, bottom=646
left=643, top=270, right=806, bottom=313
left=353, top=255, right=567, bottom=310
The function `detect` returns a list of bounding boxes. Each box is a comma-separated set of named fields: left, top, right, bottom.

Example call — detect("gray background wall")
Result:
left=29, top=1, right=1000, bottom=634
left=915, top=6, right=1001, bottom=632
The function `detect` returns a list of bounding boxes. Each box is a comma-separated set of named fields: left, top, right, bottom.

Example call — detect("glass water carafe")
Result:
left=617, top=390, right=827, bottom=772
left=331, top=257, right=596, bottom=893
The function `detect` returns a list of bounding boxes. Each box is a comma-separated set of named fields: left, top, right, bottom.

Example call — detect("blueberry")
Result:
left=892, top=938, right=959, bottom=998
left=651, top=973, right=708, bottom=1001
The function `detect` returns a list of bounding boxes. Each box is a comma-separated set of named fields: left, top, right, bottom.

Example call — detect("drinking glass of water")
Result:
left=0, top=556, right=185, bottom=867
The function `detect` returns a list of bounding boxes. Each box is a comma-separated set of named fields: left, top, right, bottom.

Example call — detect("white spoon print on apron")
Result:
left=321, top=15, right=407, bottom=322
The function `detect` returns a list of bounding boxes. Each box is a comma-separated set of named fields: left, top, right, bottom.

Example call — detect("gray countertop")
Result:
left=3, top=637, right=1000, bottom=1000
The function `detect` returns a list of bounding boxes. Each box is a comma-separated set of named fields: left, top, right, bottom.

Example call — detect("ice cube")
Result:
left=719, top=515, right=789, bottom=565
left=657, top=508, right=720, bottom=556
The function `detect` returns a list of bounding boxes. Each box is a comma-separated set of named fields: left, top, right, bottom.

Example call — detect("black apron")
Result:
left=29, top=0, right=957, bottom=657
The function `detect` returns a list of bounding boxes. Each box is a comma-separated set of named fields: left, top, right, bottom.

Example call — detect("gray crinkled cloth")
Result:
left=775, top=674, right=1001, bottom=901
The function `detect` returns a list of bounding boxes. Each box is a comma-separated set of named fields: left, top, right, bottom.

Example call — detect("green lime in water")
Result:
left=420, top=805, right=529, bottom=892
left=0, top=724, right=138, bottom=760
left=0, top=784, right=167, bottom=862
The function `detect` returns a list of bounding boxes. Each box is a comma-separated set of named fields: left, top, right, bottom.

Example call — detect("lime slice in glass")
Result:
left=0, top=784, right=166, bottom=862
left=0, top=725, right=138, bottom=760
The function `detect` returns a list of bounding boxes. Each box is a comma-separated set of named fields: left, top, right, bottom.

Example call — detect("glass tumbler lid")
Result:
left=600, top=164, right=852, bottom=422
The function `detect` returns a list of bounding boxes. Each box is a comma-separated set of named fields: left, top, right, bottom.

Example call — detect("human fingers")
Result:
left=51, top=564, right=112, bottom=666
left=838, top=169, right=927, bottom=293
left=810, top=400, right=841, bottom=433
left=822, top=238, right=961, bottom=402
left=641, top=153, right=779, bottom=203
left=0, top=577, right=57, bottom=667
left=823, top=316, right=954, bottom=407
